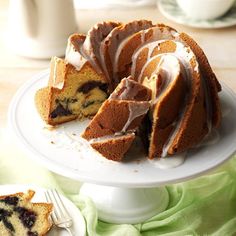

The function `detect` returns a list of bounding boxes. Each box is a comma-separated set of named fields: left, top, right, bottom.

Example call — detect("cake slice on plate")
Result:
left=0, top=190, right=52, bottom=236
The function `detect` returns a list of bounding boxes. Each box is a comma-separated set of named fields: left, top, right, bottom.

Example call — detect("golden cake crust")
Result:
left=82, top=99, right=150, bottom=140
left=91, top=133, right=135, bottom=161
left=180, top=32, right=221, bottom=128
left=82, top=77, right=151, bottom=161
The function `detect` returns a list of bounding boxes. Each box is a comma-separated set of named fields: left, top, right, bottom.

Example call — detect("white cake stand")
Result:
left=8, top=70, right=236, bottom=224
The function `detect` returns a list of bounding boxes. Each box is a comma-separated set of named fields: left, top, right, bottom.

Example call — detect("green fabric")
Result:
left=0, top=129, right=236, bottom=236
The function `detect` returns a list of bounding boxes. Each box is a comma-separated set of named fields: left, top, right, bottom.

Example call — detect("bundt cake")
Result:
left=35, top=20, right=221, bottom=160
left=0, top=190, right=52, bottom=236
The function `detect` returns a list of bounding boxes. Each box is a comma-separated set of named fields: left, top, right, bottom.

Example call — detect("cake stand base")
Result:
left=80, top=183, right=169, bottom=224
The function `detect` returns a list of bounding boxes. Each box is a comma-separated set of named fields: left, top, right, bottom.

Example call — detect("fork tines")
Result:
left=45, top=189, right=72, bottom=224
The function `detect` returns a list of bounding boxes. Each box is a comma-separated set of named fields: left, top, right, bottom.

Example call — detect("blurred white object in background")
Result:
left=7, top=0, right=77, bottom=59
left=176, top=0, right=235, bottom=20
left=74, top=0, right=156, bottom=9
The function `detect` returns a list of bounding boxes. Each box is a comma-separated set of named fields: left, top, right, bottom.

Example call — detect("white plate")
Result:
left=8, top=70, right=236, bottom=187
left=0, top=184, right=86, bottom=236
left=158, top=0, right=236, bottom=29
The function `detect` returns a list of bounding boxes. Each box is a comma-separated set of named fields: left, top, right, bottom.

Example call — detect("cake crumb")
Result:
left=134, top=169, right=138, bottom=173
left=50, top=141, right=55, bottom=144
left=72, top=133, right=77, bottom=136
left=44, top=125, right=58, bottom=131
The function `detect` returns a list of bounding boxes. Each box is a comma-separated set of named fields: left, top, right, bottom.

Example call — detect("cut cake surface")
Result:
left=82, top=77, right=151, bottom=161
left=0, top=190, right=52, bottom=236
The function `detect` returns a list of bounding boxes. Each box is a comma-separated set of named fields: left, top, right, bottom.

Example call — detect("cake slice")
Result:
left=82, top=77, right=151, bottom=161
left=0, top=190, right=52, bottom=236
left=90, top=133, right=136, bottom=161
left=35, top=56, right=108, bottom=126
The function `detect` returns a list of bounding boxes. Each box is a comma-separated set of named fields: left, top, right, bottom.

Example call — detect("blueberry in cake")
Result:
left=0, top=190, right=52, bottom=236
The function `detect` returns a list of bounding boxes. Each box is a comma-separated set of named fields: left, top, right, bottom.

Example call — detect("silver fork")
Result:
left=45, top=189, right=74, bottom=236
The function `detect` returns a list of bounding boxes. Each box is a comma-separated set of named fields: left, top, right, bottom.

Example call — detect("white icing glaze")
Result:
left=111, top=77, right=146, bottom=101
left=112, top=77, right=133, bottom=100
left=141, top=55, right=181, bottom=104
left=119, top=78, right=131, bottom=99
left=54, top=82, right=64, bottom=90
left=110, top=24, right=165, bottom=83
left=148, top=153, right=186, bottom=169
left=89, top=132, right=135, bottom=144
left=80, top=46, right=103, bottom=74
left=52, top=58, right=64, bottom=89
left=122, top=102, right=150, bottom=132
left=99, top=43, right=110, bottom=81
left=141, top=29, right=146, bottom=44
left=131, top=38, right=215, bottom=158
left=151, top=129, right=219, bottom=166
left=194, top=64, right=199, bottom=72
left=65, top=37, right=103, bottom=75
left=82, top=23, right=114, bottom=75
left=146, top=54, right=179, bottom=82
left=113, top=35, right=133, bottom=74
left=197, top=129, right=220, bottom=147
left=132, top=39, right=197, bottom=83
left=65, top=41, right=87, bottom=71
left=161, top=117, right=183, bottom=158
left=170, top=30, right=180, bottom=38
left=130, top=26, right=178, bottom=79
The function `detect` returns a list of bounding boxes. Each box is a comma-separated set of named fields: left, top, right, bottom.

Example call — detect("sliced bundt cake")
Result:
left=90, top=133, right=136, bottom=162
left=82, top=77, right=151, bottom=161
left=0, top=190, right=52, bottom=236
left=35, top=20, right=222, bottom=160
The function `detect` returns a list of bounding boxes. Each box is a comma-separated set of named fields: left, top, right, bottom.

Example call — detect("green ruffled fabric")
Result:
left=71, top=157, right=236, bottom=236
left=1, top=130, right=236, bottom=235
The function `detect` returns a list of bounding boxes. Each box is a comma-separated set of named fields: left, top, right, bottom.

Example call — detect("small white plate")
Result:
left=158, top=0, right=236, bottom=28
left=8, top=70, right=236, bottom=188
left=0, top=184, right=86, bottom=236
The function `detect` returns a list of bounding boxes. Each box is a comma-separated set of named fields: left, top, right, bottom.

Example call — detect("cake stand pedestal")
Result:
left=8, top=71, right=236, bottom=224
left=80, top=184, right=169, bottom=224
